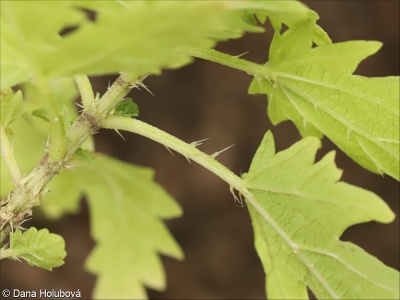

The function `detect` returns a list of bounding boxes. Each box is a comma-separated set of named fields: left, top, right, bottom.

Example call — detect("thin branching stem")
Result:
left=180, top=47, right=272, bottom=78
left=0, top=73, right=141, bottom=243
left=102, top=116, right=244, bottom=191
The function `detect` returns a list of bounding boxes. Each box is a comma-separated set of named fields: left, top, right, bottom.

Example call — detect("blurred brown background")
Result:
left=1, top=1, right=398, bottom=299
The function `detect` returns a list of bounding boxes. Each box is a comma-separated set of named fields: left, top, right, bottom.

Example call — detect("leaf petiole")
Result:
left=102, top=116, right=244, bottom=193
left=180, top=47, right=271, bottom=78
left=74, top=74, right=95, bottom=109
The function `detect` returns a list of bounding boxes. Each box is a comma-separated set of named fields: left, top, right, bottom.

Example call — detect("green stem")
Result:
left=0, top=127, right=22, bottom=184
left=74, top=74, right=95, bottom=109
left=48, top=108, right=66, bottom=161
left=180, top=47, right=271, bottom=78
left=102, top=116, right=244, bottom=192
left=0, top=73, right=142, bottom=243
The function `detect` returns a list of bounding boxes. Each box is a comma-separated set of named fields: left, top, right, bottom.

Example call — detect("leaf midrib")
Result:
left=278, top=84, right=398, bottom=160
left=244, top=189, right=339, bottom=299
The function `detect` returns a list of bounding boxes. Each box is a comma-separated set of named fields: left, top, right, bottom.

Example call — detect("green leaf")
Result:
left=236, top=0, right=331, bottom=45
left=243, top=131, right=399, bottom=299
left=0, top=1, right=84, bottom=87
left=0, top=88, right=23, bottom=127
left=240, top=0, right=311, bottom=29
left=41, top=155, right=183, bottom=299
left=1, top=228, right=66, bottom=270
left=0, top=0, right=261, bottom=87
left=42, top=1, right=253, bottom=79
left=252, top=220, right=308, bottom=299
left=249, top=19, right=400, bottom=180
left=114, top=98, right=139, bottom=118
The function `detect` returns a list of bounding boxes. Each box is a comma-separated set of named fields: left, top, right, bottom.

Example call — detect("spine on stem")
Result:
left=102, top=116, right=245, bottom=194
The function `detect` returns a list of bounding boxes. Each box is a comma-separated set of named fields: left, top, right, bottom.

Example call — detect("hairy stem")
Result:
left=102, top=116, right=244, bottom=194
left=74, top=74, right=95, bottom=109
left=0, top=73, right=141, bottom=243
left=180, top=47, right=271, bottom=78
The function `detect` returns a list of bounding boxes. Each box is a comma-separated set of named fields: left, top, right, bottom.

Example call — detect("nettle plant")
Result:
left=0, top=1, right=399, bottom=299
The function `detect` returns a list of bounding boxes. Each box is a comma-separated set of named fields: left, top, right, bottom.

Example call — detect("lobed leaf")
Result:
left=243, top=131, right=399, bottom=299
left=0, top=0, right=270, bottom=87
left=240, top=0, right=330, bottom=44
left=249, top=19, right=400, bottom=180
left=0, top=1, right=85, bottom=87
left=1, top=228, right=66, bottom=270
left=1, top=1, right=326, bottom=88
left=41, top=154, right=183, bottom=299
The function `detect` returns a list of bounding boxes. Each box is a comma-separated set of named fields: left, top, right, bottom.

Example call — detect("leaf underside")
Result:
left=243, top=131, right=399, bottom=299
left=0, top=0, right=274, bottom=88
left=42, top=155, right=183, bottom=299
left=1, top=1, right=398, bottom=300
left=1, top=106, right=183, bottom=298
left=249, top=19, right=400, bottom=180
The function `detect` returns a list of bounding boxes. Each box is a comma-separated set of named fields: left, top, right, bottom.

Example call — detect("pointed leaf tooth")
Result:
left=244, top=134, right=399, bottom=299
